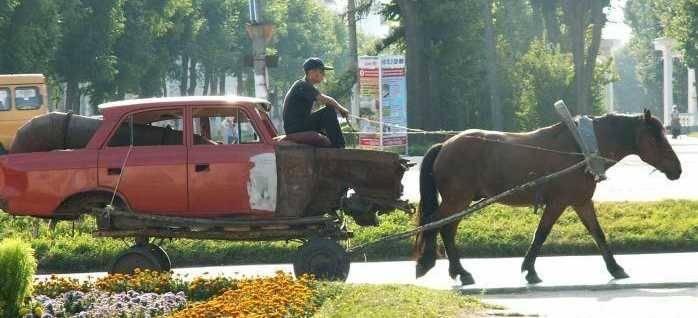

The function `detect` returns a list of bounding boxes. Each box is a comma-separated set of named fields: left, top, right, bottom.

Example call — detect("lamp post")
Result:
left=247, top=0, right=274, bottom=101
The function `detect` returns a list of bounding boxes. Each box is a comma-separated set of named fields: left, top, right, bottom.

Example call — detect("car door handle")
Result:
left=107, top=167, right=122, bottom=175
left=195, top=163, right=210, bottom=172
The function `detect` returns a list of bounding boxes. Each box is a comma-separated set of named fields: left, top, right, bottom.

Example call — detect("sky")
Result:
left=326, top=0, right=633, bottom=44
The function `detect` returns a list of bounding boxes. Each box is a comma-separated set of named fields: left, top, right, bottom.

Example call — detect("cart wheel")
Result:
left=147, top=243, right=172, bottom=271
left=294, top=238, right=350, bottom=281
left=110, top=244, right=169, bottom=274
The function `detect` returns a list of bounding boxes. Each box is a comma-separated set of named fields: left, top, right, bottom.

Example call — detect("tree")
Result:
left=54, top=0, right=124, bottom=113
left=270, top=0, right=349, bottom=102
left=0, top=0, right=60, bottom=73
left=562, top=0, right=609, bottom=115
left=483, top=0, right=502, bottom=130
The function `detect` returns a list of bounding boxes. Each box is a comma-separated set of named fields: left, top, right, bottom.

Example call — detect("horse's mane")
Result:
left=527, top=113, right=653, bottom=149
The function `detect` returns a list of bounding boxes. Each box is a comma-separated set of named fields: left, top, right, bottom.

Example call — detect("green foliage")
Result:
left=512, top=39, right=573, bottom=130
left=0, top=238, right=37, bottom=317
left=270, top=0, right=350, bottom=104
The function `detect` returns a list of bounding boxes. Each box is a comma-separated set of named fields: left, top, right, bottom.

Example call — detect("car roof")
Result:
left=0, top=74, right=45, bottom=85
left=98, top=96, right=271, bottom=112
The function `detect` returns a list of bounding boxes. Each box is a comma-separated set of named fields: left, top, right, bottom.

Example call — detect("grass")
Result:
left=312, top=283, right=486, bottom=318
left=3, top=200, right=698, bottom=273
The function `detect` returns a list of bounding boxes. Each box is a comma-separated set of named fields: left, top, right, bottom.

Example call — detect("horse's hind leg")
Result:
left=436, top=197, right=474, bottom=285
left=573, top=200, right=629, bottom=279
left=521, top=202, right=565, bottom=284
left=440, top=221, right=474, bottom=285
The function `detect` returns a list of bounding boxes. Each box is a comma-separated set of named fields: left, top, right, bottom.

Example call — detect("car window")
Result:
left=192, top=107, right=260, bottom=145
left=108, top=109, right=184, bottom=147
left=14, top=86, right=42, bottom=110
left=0, top=88, right=9, bottom=111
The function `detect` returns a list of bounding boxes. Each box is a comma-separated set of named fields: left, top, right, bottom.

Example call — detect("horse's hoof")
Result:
left=525, top=271, right=542, bottom=284
left=611, top=267, right=630, bottom=279
left=416, top=264, right=430, bottom=278
left=416, top=258, right=436, bottom=278
left=460, top=273, right=475, bottom=286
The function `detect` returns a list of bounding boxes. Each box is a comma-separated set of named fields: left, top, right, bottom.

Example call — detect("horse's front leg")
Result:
left=573, top=200, right=629, bottom=279
left=521, top=202, right=565, bottom=284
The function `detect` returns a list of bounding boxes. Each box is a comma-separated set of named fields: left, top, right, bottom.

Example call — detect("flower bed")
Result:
left=28, top=270, right=318, bottom=318
left=170, top=272, right=316, bottom=318
left=34, top=290, right=187, bottom=318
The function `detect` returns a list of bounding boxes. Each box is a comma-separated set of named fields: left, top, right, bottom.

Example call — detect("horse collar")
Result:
left=577, top=116, right=607, bottom=182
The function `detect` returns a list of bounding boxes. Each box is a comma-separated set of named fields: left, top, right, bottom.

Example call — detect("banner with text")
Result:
left=357, top=55, right=407, bottom=151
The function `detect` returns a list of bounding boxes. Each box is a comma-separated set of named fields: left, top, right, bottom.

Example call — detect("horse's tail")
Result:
left=414, top=143, right=443, bottom=278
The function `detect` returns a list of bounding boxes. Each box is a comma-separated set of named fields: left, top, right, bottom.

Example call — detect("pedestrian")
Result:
left=221, top=116, right=238, bottom=144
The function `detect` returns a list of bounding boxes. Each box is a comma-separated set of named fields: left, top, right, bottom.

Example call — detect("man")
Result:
left=670, top=105, right=681, bottom=139
left=282, top=57, right=349, bottom=148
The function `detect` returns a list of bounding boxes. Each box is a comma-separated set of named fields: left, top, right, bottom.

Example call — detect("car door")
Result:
left=98, top=108, right=188, bottom=214
left=187, top=106, right=276, bottom=217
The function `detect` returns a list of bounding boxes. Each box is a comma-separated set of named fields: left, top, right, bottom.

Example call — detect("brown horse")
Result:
left=415, top=110, right=682, bottom=285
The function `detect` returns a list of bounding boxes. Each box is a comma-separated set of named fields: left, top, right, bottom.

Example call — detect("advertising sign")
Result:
left=357, top=55, right=407, bottom=151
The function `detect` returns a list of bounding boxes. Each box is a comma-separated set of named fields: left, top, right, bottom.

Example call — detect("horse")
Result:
left=10, top=112, right=214, bottom=153
left=415, top=110, right=682, bottom=285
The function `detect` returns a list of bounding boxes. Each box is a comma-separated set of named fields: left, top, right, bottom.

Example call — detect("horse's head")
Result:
left=634, top=109, right=682, bottom=180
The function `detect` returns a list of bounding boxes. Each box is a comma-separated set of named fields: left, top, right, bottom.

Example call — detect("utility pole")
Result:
left=247, top=0, right=274, bottom=101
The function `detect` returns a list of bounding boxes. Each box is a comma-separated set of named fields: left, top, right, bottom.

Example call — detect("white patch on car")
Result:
left=247, top=153, right=277, bottom=211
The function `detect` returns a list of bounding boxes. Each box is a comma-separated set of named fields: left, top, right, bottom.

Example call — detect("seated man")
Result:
left=282, top=57, right=349, bottom=148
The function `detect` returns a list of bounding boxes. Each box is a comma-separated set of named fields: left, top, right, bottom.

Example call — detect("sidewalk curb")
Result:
left=459, top=281, right=698, bottom=295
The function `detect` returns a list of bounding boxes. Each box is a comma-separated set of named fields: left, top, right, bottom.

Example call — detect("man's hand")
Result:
left=336, top=105, right=350, bottom=118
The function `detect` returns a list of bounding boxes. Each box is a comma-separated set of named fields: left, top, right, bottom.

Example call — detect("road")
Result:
left=401, top=135, right=698, bottom=202
left=483, top=288, right=698, bottom=318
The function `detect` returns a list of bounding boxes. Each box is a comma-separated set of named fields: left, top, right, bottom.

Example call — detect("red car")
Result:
left=0, top=96, right=408, bottom=279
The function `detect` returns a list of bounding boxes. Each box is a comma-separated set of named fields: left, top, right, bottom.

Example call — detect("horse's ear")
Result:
left=644, top=109, right=651, bottom=123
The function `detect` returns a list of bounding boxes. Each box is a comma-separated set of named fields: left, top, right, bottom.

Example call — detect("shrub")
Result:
left=0, top=238, right=38, bottom=317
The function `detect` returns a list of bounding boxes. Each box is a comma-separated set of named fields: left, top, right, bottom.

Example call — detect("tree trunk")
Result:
left=542, top=0, right=561, bottom=45
left=180, top=55, right=189, bottom=96
left=564, top=0, right=588, bottom=115
left=397, top=0, right=430, bottom=131
left=483, top=0, right=503, bottom=130
left=219, top=73, right=226, bottom=95
left=202, top=65, right=210, bottom=96
left=582, top=0, right=606, bottom=114
left=237, top=73, right=244, bottom=96
left=66, top=79, right=80, bottom=114
left=347, top=0, right=359, bottom=120
left=563, top=0, right=605, bottom=115
left=187, top=59, right=197, bottom=96
left=210, top=71, right=218, bottom=95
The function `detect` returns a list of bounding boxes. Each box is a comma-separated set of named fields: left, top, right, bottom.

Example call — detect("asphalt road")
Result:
left=483, top=287, right=698, bottom=318
left=401, top=135, right=698, bottom=202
